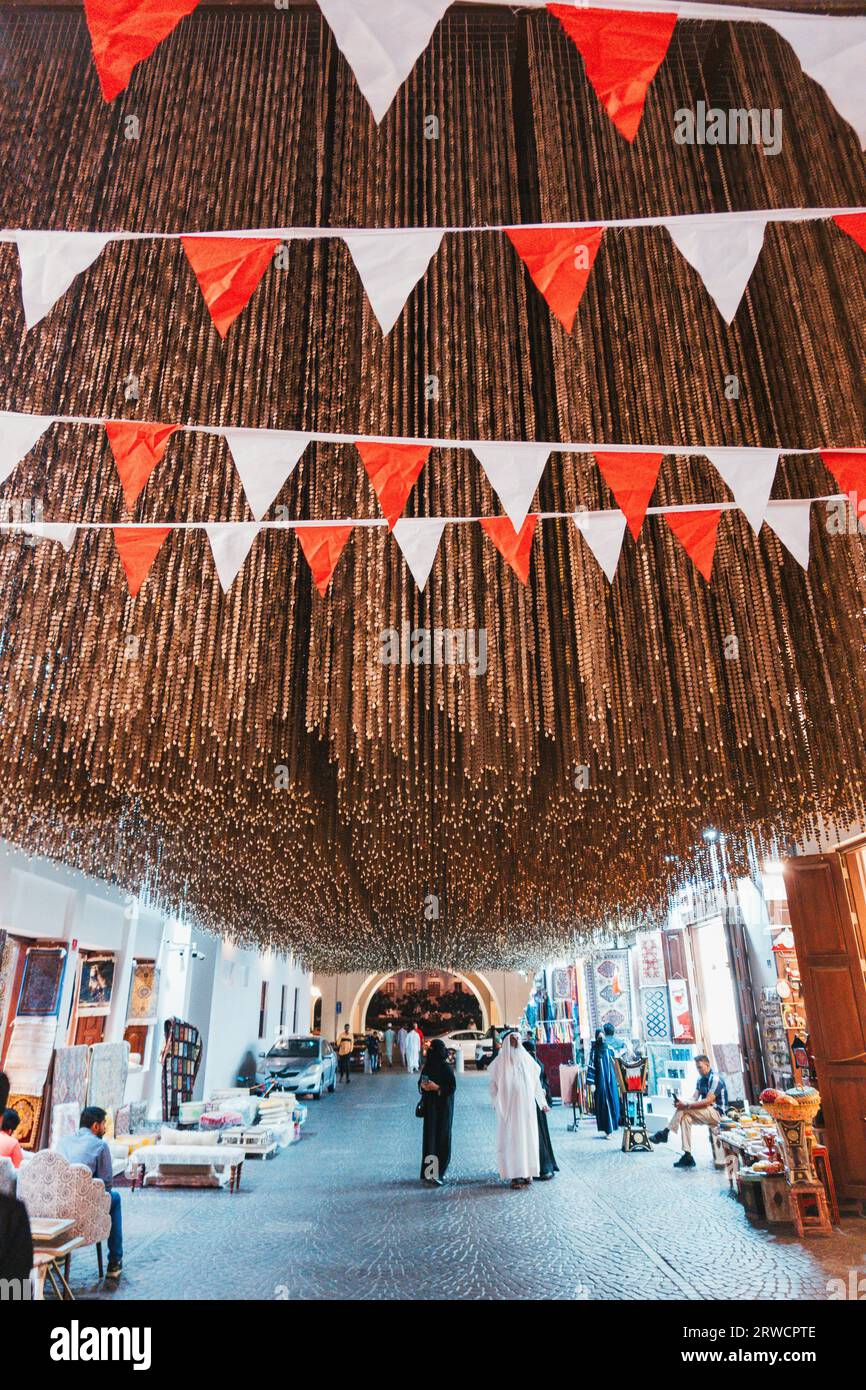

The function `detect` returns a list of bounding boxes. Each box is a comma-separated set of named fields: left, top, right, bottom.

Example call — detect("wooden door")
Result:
left=124, top=1024, right=147, bottom=1061
left=784, top=853, right=866, bottom=1203
left=724, top=916, right=766, bottom=1103
left=74, top=1014, right=105, bottom=1047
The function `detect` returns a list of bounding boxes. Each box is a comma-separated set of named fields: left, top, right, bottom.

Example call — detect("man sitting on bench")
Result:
left=653, top=1055, right=728, bottom=1168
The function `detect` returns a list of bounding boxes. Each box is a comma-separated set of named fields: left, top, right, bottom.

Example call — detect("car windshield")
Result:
left=266, top=1039, right=318, bottom=1060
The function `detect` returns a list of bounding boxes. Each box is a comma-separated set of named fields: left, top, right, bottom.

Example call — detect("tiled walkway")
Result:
left=74, top=1069, right=865, bottom=1301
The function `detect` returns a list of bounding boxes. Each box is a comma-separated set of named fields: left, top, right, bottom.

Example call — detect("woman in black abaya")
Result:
left=523, top=1040, right=559, bottom=1180
left=418, top=1038, right=456, bottom=1185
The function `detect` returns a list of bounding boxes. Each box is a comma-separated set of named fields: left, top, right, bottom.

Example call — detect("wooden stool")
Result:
left=760, top=1174, right=791, bottom=1225
left=811, top=1145, right=840, bottom=1225
left=736, top=1173, right=766, bottom=1218
left=788, top=1182, right=833, bottom=1237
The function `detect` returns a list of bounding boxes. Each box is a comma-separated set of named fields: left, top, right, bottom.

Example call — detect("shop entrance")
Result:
left=363, top=970, right=483, bottom=1033
left=692, top=916, right=745, bottom=1102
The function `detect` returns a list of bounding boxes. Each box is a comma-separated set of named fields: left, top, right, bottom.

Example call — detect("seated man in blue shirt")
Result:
left=652, top=1055, right=728, bottom=1168
left=58, top=1106, right=123, bottom=1281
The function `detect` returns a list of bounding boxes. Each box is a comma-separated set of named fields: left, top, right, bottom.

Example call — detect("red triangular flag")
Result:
left=105, top=421, right=179, bottom=510
left=834, top=213, right=866, bottom=256
left=547, top=5, right=677, bottom=142
left=113, top=526, right=171, bottom=596
left=595, top=451, right=664, bottom=540
left=355, top=442, right=430, bottom=530
left=84, top=0, right=201, bottom=101
left=295, top=525, right=353, bottom=596
left=181, top=237, right=279, bottom=338
left=505, top=227, right=604, bottom=332
left=480, top=515, right=537, bottom=584
left=664, top=509, right=722, bottom=582
left=821, top=450, right=866, bottom=523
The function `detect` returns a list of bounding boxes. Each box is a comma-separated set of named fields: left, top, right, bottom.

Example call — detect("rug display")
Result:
left=16, top=945, right=67, bottom=1016
left=4, top=1016, right=56, bottom=1095
left=586, top=951, right=632, bottom=1037
left=7, top=1093, right=43, bottom=1149
left=161, top=1018, right=202, bottom=1121
left=636, top=932, right=666, bottom=990
left=668, top=978, right=696, bottom=1044
left=126, top=961, right=159, bottom=1023
left=0, top=932, right=15, bottom=1028
left=642, top=986, right=671, bottom=1043
left=52, top=1044, right=90, bottom=1109
left=77, top=955, right=115, bottom=1016
left=86, top=1040, right=129, bottom=1113
left=49, top=1100, right=81, bottom=1149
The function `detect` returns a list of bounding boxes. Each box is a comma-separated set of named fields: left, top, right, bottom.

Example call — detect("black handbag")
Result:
left=415, top=1089, right=427, bottom=1118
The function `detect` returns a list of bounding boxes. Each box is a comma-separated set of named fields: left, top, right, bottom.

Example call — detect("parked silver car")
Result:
left=256, top=1034, right=337, bottom=1098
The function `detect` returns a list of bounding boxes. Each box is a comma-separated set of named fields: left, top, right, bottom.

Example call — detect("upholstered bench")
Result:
left=128, top=1127, right=243, bottom=1192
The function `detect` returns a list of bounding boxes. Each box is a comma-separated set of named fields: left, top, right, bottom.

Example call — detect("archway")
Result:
left=352, top=970, right=499, bottom=1034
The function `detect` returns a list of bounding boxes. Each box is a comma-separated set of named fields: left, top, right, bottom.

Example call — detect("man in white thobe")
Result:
left=397, top=1025, right=408, bottom=1068
left=489, top=1031, right=548, bottom=1186
left=405, top=1026, right=421, bottom=1073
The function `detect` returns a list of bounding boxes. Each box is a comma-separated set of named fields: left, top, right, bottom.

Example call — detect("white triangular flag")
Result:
left=343, top=230, right=443, bottom=335
left=763, top=500, right=812, bottom=570
left=16, top=231, right=112, bottom=330
left=21, top=523, right=77, bottom=553
left=766, top=17, right=866, bottom=151
left=664, top=216, right=767, bottom=324
left=222, top=429, right=310, bottom=521
left=206, top=523, right=262, bottom=593
left=392, top=517, right=446, bottom=591
left=0, top=411, right=55, bottom=485
left=318, top=0, right=452, bottom=123
left=705, top=449, right=779, bottom=535
left=473, top=443, right=550, bottom=531
left=572, top=510, right=627, bottom=583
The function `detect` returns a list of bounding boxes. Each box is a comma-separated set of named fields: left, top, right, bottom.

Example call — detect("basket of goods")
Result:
left=751, top=1159, right=784, bottom=1175
left=759, top=1086, right=821, bottom=1185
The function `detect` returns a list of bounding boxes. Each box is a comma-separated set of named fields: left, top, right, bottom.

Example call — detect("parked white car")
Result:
left=256, top=1034, right=337, bottom=1098
left=432, top=1029, right=489, bottom=1067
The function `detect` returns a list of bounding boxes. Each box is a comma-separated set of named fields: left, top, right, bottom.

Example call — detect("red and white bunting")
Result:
left=473, top=443, right=550, bottom=530
left=595, top=451, right=664, bottom=540
left=0, top=411, right=55, bottom=485
left=664, top=217, right=767, bottom=324
left=547, top=4, right=677, bottom=142
left=317, top=0, right=452, bottom=123
left=664, top=508, right=722, bottom=581
left=392, top=518, right=447, bottom=591
left=181, top=237, right=280, bottom=338
left=113, top=524, right=172, bottom=596
left=222, top=429, right=310, bottom=521
left=105, top=421, right=179, bottom=510
left=295, top=524, right=354, bottom=596
left=16, top=231, right=112, bottom=330
left=205, top=522, right=262, bottom=594
left=705, top=449, right=779, bottom=535
left=343, top=230, right=444, bottom=335
left=84, top=0, right=200, bottom=101
left=764, top=500, right=812, bottom=570
left=356, top=441, right=430, bottom=530
left=74, top=3, right=866, bottom=151
left=22, top=523, right=78, bottom=553
left=572, top=509, right=628, bottom=583
left=505, top=227, right=604, bottom=333
left=764, top=15, right=866, bottom=151
left=480, top=515, right=537, bottom=584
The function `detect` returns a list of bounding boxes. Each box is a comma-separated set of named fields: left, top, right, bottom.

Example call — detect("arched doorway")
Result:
left=351, top=970, right=500, bottom=1034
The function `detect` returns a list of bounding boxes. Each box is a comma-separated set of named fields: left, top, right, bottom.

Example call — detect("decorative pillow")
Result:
left=159, top=1126, right=218, bottom=1147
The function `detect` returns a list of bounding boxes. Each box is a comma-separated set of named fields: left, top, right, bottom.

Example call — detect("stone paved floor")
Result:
left=71, top=1070, right=866, bottom=1301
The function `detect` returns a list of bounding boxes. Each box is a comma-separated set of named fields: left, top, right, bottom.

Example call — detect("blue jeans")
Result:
left=107, top=1188, right=123, bottom=1267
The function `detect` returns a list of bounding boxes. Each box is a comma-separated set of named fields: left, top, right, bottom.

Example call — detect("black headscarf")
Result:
left=421, top=1038, right=454, bottom=1089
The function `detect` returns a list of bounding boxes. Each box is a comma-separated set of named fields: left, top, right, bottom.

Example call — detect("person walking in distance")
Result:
left=384, top=1023, right=395, bottom=1067
left=336, top=1024, right=354, bottom=1084
left=397, top=1023, right=408, bottom=1068
left=405, top=1023, right=421, bottom=1073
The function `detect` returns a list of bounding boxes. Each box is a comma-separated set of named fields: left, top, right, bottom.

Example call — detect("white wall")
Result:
left=0, top=840, right=311, bottom=1115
